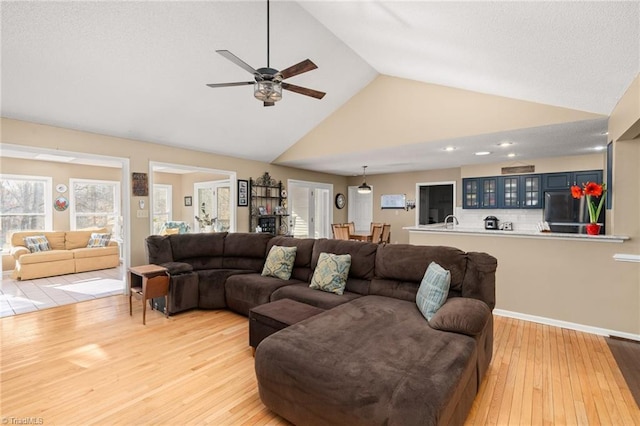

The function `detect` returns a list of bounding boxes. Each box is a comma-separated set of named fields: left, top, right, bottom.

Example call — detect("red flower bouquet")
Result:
left=570, top=182, right=607, bottom=224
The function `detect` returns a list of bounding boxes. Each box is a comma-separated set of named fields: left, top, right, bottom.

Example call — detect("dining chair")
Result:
left=346, top=222, right=356, bottom=237
left=332, top=224, right=350, bottom=240
left=380, top=224, right=391, bottom=244
left=370, top=222, right=383, bottom=234
left=370, top=224, right=383, bottom=244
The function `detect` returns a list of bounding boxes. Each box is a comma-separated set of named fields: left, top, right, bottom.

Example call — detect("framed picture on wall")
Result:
left=132, top=172, right=148, bottom=196
left=184, top=196, right=192, bottom=207
left=238, top=179, right=248, bottom=207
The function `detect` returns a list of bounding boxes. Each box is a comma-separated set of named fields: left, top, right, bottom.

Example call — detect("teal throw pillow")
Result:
left=310, top=252, right=351, bottom=295
left=87, top=232, right=112, bottom=248
left=416, top=261, right=451, bottom=321
left=261, top=245, right=297, bottom=280
left=24, top=235, right=51, bottom=253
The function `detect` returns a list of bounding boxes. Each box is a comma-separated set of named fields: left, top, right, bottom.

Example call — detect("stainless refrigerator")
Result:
left=543, top=191, right=605, bottom=234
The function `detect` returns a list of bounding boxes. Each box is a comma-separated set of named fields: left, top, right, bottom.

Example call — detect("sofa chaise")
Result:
left=145, top=232, right=497, bottom=425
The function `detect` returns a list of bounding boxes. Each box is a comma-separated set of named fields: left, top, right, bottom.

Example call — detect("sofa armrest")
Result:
left=159, top=261, right=194, bottom=275
left=11, top=245, right=30, bottom=260
left=428, top=297, right=491, bottom=337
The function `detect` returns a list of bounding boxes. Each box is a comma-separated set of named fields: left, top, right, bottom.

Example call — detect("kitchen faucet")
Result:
left=444, top=215, right=459, bottom=229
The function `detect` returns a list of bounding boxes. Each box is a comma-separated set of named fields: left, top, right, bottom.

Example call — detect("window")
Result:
left=0, top=174, right=52, bottom=251
left=152, top=184, right=172, bottom=234
left=69, top=179, right=121, bottom=235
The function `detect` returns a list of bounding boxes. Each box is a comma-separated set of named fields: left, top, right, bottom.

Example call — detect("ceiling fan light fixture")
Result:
left=254, top=81, right=282, bottom=102
left=357, top=165, right=372, bottom=194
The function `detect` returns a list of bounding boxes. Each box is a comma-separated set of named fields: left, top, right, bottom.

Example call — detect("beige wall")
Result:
left=348, top=153, right=606, bottom=245
left=408, top=75, right=640, bottom=338
left=2, top=118, right=348, bottom=267
left=609, top=74, right=640, bottom=142
left=409, top=231, right=638, bottom=336
left=276, top=75, right=605, bottom=164
left=347, top=168, right=460, bottom=244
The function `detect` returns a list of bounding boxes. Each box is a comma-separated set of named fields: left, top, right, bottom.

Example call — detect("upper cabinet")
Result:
left=498, top=174, right=542, bottom=209
left=463, top=170, right=601, bottom=209
left=542, top=170, right=603, bottom=191
left=463, top=177, right=497, bottom=209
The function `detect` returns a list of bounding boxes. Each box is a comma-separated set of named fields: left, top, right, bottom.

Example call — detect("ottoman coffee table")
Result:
left=249, top=298, right=325, bottom=351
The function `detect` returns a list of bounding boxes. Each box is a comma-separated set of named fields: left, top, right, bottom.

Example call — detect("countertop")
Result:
left=403, top=225, right=630, bottom=243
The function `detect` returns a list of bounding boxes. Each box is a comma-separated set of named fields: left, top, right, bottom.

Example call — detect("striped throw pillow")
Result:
left=24, top=235, right=51, bottom=253
left=416, top=261, right=451, bottom=321
left=87, top=233, right=111, bottom=248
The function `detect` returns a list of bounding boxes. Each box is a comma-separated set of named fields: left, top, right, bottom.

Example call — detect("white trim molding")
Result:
left=613, top=253, right=640, bottom=263
left=494, top=309, right=640, bottom=342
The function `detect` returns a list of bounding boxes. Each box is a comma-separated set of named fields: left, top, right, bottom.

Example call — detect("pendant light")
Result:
left=357, top=166, right=372, bottom=194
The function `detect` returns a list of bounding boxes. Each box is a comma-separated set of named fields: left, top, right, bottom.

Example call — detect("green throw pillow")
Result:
left=416, top=261, right=451, bottom=321
left=310, top=252, right=351, bottom=295
left=24, top=235, right=51, bottom=253
left=261, top=245, right=297, bottom=280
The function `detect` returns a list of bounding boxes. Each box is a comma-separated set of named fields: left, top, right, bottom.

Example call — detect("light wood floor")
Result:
left=1, top=296, right=638, bottom=425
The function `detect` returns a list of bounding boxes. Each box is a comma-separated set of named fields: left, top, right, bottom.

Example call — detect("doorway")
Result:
left=0, top=143, right=130, bottom=293
left=347, top=186, right=373, bottom=233
left=194, top=180, right=231, bottom=232
left=287, top=180, right=333, bottom=238
left=149, top=162, right=236, bottom=234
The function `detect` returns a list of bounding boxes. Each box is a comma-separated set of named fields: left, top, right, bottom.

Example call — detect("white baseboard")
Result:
left=493, top=309, right=640, bottom=342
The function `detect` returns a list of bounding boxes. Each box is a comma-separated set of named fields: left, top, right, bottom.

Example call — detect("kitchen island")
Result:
left=405, top=224, right=638, bottom=341
left=404, top=225, right=629, bottom=243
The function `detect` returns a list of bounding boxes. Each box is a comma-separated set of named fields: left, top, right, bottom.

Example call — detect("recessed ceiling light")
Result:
left=593, top=145, right=605, bottom=151
left=497, top=142, right=513, bottom=147
left=507, top=153, right=516, bottom=158
left=475, top=151, right=491, bottom=156
left=444, top=146, right=456, bottom=151
left=600, top=131, right=609, bottom=136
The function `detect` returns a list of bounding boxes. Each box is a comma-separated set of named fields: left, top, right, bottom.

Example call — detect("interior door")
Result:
left=347, top=186, right=373, bottom=232
left=288, top=180, right=333, bottom=239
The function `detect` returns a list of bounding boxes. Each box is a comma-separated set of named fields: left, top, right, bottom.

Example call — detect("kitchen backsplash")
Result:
left=455, top=208, right=543, bottom=231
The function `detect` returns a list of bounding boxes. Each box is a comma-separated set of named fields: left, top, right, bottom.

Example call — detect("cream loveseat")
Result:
left=10, top=228, right=119, bottom=280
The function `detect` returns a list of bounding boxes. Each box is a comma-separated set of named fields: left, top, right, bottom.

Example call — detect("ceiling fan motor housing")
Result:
left=256, top=67, right=282, bottom=82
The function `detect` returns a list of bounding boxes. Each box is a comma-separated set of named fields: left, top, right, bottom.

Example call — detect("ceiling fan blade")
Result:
left=264, top=102, right=275, bottom=107
left=281, top=82, right=326, bottom=99
left=279, top=59, right=318, bottom=80
left=216, top=50, right=263, bottom=79
left=206, top=81, right=254, bottom=88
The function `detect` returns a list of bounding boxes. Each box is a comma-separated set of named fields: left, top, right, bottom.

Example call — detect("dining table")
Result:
left=349, top=233, right=372, bottom=242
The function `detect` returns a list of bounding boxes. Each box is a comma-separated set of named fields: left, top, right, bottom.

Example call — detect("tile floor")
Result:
left=1, top=266, right=125, bottom=317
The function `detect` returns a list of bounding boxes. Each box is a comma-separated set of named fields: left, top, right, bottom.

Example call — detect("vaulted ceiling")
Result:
left=2, top=1, right=638, bottom=175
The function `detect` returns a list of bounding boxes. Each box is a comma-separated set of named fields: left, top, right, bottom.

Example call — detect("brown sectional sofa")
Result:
left=10, top=228, right=120, bottom=280
left=145, top=232, right=497, bottom=425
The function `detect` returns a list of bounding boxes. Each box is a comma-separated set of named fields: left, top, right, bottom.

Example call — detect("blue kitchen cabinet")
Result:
left=463, top=177, right=497, bottom=209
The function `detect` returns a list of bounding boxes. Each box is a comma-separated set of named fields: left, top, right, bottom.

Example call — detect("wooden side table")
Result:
left=129, top=264, right=170, bottom=325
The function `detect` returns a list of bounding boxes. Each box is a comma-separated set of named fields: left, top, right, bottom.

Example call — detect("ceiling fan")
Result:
left=206, top=0, right=326, bottom=107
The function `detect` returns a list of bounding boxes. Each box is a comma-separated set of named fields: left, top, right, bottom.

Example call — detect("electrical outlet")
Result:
left=137, top=210, right=149, bottom=218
